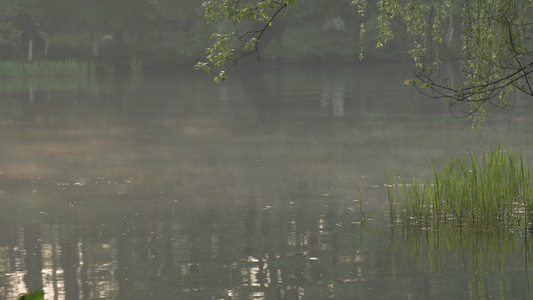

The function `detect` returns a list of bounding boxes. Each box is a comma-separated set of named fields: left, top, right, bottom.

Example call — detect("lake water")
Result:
left=1, top=63, right=533, bottom=299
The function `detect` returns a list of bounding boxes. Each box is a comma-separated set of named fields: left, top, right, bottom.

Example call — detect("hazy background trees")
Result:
left=0, top=0, right=421, bottom=69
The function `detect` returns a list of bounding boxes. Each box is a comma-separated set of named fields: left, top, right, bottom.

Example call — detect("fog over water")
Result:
left=1, top=63, right=533, bottom=299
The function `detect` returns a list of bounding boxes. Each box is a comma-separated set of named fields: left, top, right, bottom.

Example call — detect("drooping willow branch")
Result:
left=407, top=61, right=533, bottom=118
left=399, top=1, right=533, bottom=122
left=412, top=61, right=533, bottom=101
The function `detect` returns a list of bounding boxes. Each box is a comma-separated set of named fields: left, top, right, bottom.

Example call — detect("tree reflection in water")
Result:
left=390, top=223, right=533, bottom=298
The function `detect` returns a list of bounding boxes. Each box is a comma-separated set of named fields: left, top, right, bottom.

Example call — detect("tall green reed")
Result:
left=389, top=146, right=533, bottom=230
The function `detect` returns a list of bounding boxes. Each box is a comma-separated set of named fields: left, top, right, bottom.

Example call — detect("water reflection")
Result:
left=0, top=184, right=388, bottom=299
left=1, top=64, right=533, bottom=299
left=23, top=225, right=43, bottom=294
left=320, top=71, right=345, bottom=117
left=390, top=224, right=533, bottom=299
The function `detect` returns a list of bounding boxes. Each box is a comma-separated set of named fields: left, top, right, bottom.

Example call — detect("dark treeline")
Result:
left=0, top=0, right=208, bottom=67
left=0, top=0, right=425, bottom=69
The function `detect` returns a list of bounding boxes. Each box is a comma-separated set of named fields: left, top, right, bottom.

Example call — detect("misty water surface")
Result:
left=1, top=63, right=533, bottom=299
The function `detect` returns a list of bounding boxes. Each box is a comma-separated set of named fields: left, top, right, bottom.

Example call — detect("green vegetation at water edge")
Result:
left=18, top=290, right=43, bottom=300
left=0, top=60, right=94, bottom=78
left=0, top=77, right=92, bottom=94
left=388, top=146, right=533, bottom=230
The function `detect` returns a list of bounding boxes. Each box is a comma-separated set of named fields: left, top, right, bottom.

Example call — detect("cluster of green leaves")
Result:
left=458, top=0, right=532, bottom=127
left=355, top=0, right=533, bottom=127
left=195, top=0, right=297, bottom=83
left=0, top=0, right=42, bottom=45
left=18, top=290, right=43, bottom=300
left=0, top=11, right=21, bottom=45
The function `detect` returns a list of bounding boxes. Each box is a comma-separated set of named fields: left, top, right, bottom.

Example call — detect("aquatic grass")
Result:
left=0, top=60, right=94, bottom=78
left=389, top=146, right=533, bottom=230
left=388, top=146, right=533, bottom=293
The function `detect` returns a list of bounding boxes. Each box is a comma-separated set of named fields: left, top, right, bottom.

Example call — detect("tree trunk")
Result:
left=27, top=39, right=33, bottom=61
left=445, top=26, right=454, bottom=47
left=44, top=33, right=51, bottom=56
left=90, top=32, right=99, bottom=56
left=20, top=13, right=42, bottom=60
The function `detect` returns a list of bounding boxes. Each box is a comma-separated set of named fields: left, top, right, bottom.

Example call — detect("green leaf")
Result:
left=403, top=79, right=411, bottom=85
left=214, top=71, right=227, bottom=84
left=18, top=290, right=44, bottom=300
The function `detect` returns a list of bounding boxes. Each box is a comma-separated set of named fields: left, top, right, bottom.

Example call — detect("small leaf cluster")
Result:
left=18, top=290, right=44, bottom=300
left=353, top=0, right=452, bottom=67
left=195, top=0, right=296, bottom=83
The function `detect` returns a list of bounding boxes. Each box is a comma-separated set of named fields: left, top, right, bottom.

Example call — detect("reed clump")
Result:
left=0, top=60, right=94, bottom=78
left=389, top=146, right=533, bottom=230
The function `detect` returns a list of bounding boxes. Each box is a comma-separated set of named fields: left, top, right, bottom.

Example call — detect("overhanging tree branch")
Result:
left=230, top=3, right=288, bottom=65
left=195, top=0, right=294, bottom=83
left=410, top=61, right=533, bottom=104
left=392, top=0, right=533, bottom=126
